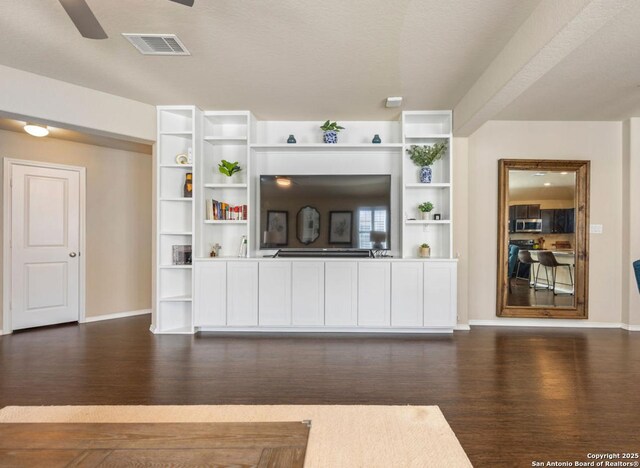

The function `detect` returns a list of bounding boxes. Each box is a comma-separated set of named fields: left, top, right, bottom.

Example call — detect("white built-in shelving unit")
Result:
left=155, top=106, right=197, bottom=334
left=401, top=111, right=453, bottom=259
left=154, top=108, right=454, bottom=334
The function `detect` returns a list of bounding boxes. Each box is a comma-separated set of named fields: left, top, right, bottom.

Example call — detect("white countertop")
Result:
left=194, top=256, right=458, bottom=263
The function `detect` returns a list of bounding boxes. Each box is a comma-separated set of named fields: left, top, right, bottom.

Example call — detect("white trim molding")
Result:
left=454, top=324, right=471, bottom=331
left=621, top=323, right=640, bottom=332
left=83, top=309, right=151, bottom=323
left=469, top=319, right=633, bottom=329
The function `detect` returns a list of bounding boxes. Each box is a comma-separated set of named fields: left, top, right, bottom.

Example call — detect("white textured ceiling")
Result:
left=0, top=0, right=539, bottom=120
left=497, top=1, right=640, bottom=121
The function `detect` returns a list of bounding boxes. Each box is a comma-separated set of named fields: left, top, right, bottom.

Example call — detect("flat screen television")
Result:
left=260, top=175, right=391, bottom=250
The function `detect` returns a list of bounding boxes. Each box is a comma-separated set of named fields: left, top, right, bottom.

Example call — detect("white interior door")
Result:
left=10, top=164, right=81, bottom=330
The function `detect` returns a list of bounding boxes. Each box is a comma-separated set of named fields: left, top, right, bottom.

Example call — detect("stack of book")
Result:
left=205, top=200, right=248, bottom=221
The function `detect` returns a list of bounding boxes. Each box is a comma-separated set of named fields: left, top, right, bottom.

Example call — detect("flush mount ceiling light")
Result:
left=560, top=171, right=569, bottom=175
left=544, top=182, right=551, bottom=186
left=275, top=177, right=291, bottom=187
left=385, top=97, right=403, bottom=108
left=24, top=123, right=49, bottom=137
left=533, top=172, right=547, bottom=176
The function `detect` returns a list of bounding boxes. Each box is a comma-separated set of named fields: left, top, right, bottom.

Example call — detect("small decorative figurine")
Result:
left=372, top=134, right=382, bottom=144
left=287, top=134, right=297, bottom=144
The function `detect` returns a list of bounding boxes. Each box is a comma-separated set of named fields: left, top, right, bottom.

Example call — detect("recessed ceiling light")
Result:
left=275, top=177, right=291, bottom=187
left=533, top=172, right=546, bottom=176
left=544, top=182, right=551, bottom=186
left=560, top=172, right=568, bottom=175
left=385, top=97, right=403, bottom=108
left=24, top=123, right=49, bottom=137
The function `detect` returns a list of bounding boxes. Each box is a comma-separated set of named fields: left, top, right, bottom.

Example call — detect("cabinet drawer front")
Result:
left=424, top=263, right=456, bottom=327
left=194, top=262, right=226, bottom=326
left=259, top=262, right=292, bottom=326
left=358, top=263, right=391, bottom=326
left=227, top=262, right=258, bottom=326
left=292, top=262, right=325, bottom=326
left=391, top=262, right=424, bottom=327
left=325, top=262, right=358, bottom=326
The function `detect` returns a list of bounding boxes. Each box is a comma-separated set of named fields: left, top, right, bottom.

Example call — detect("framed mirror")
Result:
left=497, top=160, right=590, bottom=318
left=296, top=206, right=320, bottom=245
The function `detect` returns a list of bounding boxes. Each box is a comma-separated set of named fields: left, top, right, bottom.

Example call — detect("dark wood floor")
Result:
left=508, top=278, right=574, bottom=307
left=1, top=316, right=639, bottom=467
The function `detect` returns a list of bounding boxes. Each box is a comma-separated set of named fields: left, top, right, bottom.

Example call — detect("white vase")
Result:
left=420, top=212, right=430, bottom=220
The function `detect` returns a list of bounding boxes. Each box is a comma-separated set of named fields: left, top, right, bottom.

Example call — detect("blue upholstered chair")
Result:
left=508, top=245, right=520, bottom=278
left=634, top=260, right=640, bottom=293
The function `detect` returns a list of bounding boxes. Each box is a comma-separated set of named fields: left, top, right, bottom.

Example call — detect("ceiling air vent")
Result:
left=122, top=34, right=190, bottom=55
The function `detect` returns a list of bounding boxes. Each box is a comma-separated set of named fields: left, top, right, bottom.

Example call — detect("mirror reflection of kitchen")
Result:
left=507, top=170, right=576, bottom=307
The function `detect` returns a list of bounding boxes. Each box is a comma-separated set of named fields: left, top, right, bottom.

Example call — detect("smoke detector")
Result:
left=385, top=97, right=403, bottom=108
left=122, top=34, right=190, bottom=55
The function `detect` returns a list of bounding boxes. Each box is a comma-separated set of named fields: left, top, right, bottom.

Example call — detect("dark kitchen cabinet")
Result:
left=554, top=208, right=575, bottom=234
left=527, top=204, right=541, bottom=218
left=541, top=209, right=554, bottom=234
left=513, top=204, right=541, bottom=219
left=541, top=208, right=575, bottom=234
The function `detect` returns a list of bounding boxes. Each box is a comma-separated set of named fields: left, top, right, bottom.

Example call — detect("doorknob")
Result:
left=69, top=252, right=77, bottom=258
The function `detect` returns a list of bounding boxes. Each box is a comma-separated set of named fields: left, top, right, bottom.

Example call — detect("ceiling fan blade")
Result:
left=58, top=0, right=108, bottom=39
left=169, top=0, right=195, bottom=6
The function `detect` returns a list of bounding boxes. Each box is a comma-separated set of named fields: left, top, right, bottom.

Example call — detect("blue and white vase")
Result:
left=420, top=166, right=433, bottom=183
left=323, top=130, right=338, bottom=144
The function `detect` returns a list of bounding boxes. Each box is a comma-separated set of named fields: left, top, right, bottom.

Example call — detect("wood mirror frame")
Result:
left=497, top=159, right=590, bottom=318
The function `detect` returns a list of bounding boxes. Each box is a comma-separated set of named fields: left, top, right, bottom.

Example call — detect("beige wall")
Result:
left=465, top=120, right=623, bottom=323
left=0, top=65, right=155, bottom=143
left=0, top=129, right=152, bottom=330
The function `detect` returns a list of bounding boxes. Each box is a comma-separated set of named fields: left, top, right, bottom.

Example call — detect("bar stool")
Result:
left=537, top=251, right=574, bottom=295
left=515, top=250, right=539, bottom=288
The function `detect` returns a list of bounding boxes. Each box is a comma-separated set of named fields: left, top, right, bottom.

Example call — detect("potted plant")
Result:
left=418, top=201, right=434, bottom=220
left=218, top=160, right=241, bottom=182
left=406, top=141, right=448, bottom=183
left=320, top=120, right=345, bottom=144
left=419, top=243, right=431, bottom=258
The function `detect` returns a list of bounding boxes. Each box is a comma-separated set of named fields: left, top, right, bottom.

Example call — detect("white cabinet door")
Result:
left=358, top=262, right=391, bottom=327
left=194, top=262, right=226, bottom=326
left=292, top=262, right=325, bottom=326
left=227, top=261, right=258, bottom=326
left=325, top=262, right=358, bottom=326
left=391, top=262, right=424, bottom=327
left=259, top=262, right=292, bottom=326
left=424, top=262, right=457, bottom=327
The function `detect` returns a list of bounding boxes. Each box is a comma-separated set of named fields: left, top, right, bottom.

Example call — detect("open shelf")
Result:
left=204, top=183, right=248, bottom=189
left=204, top=136, right=247, bottom=144
left=159, top=265, right=193, bottom=269
left=160, top=164, right=193, bottom=169
left=250, top=143, right=403, bottom=150
left=160, top=198, right=193, bottom=202
left=405, top=220, right=451, bottom=225
left=405, top=183, right=451, bottom=188
left=160, top=295, right=193, bottom=302
left=160, top=231, right=192, bottom=236
left=204, top=220, right=247, bottom=224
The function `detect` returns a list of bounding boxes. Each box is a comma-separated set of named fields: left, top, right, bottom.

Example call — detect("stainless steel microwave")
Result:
left=515, top=219, right=542, bottom=233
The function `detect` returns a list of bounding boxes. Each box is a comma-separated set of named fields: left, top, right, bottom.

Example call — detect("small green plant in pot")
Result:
left=320, top=120, right=345, bottom=144
left=419, top=243, right=431, bottom=258
left=418, top=201, right=434, bottom=220
left=218, top=160, right=241, bottom=182
left=407, top=141, right=448, bottom=183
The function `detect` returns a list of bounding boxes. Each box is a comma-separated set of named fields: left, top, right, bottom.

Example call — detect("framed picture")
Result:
left=329, top=211, right=352, bottom=244
left=172, top=245, right=192, bottom=265
left=433, top=213, right=441, bottom=220
left=266, top=210, right=288, bottom=246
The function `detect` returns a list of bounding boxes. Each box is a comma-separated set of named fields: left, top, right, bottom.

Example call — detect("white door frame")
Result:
left=3, top=158, right=86, bottom=334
